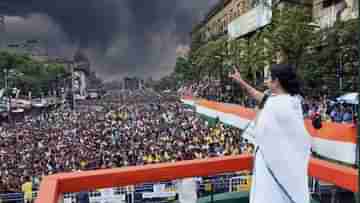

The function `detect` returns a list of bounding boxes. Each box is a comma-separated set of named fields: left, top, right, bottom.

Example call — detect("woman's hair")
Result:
left=270, top=63, right=303, bottom=96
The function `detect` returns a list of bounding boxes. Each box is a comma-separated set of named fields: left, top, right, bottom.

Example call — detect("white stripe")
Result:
left=196, top=105, right=221, bottom=119
left=195, top=104, right=256, bottom=144
left=182, top=99, right=356, bottom=165
left=220, top=113, right=251, bottom=129
left=312, top=137, right=356, bottom=164
left=181, top=99, right=195, bottom=106
left=196, top=105, right=251, bottom=128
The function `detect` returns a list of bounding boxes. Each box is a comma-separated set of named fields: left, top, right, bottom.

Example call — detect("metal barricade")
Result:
left=0, top=192, right=24, bottom=202
left=0, top=173, right=250, bottom=203
left=0, top=191, right=38, bottom=203
left=63, top=187, right=129, bottom=203
left=229, top=175, right=251, bottom=192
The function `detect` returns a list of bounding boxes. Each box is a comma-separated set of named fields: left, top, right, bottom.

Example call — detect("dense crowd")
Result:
left=0, top=90, right=253, bottom=193
left=302, top=97, right=356, bottom=123
left=180, top=82, right=357, bottom=124
left=179, top=79, right=255, bottom=107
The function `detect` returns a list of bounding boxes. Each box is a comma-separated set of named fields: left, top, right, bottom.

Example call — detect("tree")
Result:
left=301, top=19, right=359, bottom=96
left=228, top=30, right=272, bottom=86
left=262, top=6, right=320, bottom=68
left=174, top=57, right=196, bottom=83
left=153, top=74, right=178, bottom=91
left=192, top=37, right=228, bottom=80
left=190, top=31, right=205, bottom=54
left=0, top=51, right=68, bottom=97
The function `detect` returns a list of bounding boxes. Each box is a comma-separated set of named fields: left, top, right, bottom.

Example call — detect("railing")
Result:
left=0, top=191, right=38, bottom=202
left=1, top=173, right=250, bottom=202
left=35, top=155, right=358, bottom=203
left=59, top=174, right=248, bottom=203
left=0, top=177, right=333, bottom=203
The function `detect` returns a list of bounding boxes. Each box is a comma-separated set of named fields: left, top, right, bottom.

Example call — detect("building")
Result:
left=191, top=0, right=252, bottom=47
left=192, top=0, right=313, bottom=46
left=313, top=0, right=358, bottom=28
left=0, top=16, right=5, bottom=49
left=191, top=0, right=272, bottom=86
left=72, top=49, right=91, bottom=99
left=191, top=0, right=313, bottom=85
left=30, top=49, right=93, bottom=99
left=124, top=77, right=143, bottom=90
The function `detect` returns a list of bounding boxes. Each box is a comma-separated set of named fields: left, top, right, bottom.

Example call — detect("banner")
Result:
left=228, top=1, right=272, bottom=39
left=182, top=97, right=357, bottom=165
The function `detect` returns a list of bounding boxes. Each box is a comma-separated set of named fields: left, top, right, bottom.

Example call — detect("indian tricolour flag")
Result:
left=182, top=97, right=357, bottom=165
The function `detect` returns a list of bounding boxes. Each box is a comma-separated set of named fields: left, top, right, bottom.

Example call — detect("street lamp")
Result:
left=71, top=63, right=76, bottom=112
left=338, top=50, right=356, bottom=93
left=2, top=68, right=10, bottom=123
left=3, top=68, right=7, bottom=89
left=337, top=53, right=344, bottom=93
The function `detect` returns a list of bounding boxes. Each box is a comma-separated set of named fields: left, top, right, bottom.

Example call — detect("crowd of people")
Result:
left=178, top=79, right=256, bottom=107
left=179, top=79, right=223, bottom=101
left=302, top=97, right=356, bottom=123
left=0, top=90, right=253, bottom=194
left=180, top=82, right=357, bottom=124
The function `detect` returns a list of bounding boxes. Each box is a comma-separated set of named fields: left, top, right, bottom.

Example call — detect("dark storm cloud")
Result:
left=0, top=0, right=219, bottom=79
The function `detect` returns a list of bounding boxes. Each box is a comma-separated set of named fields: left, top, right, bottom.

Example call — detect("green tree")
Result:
left=228, top=31, right=272, bottom=86
left=0, top=51, right=68, bottom=97
left=174, top=57, right=196, bottom=83
left=262, top=6, right=319, bottom=68
left=192, top=37, right=228, bottom=80
left=301, top=19, right=359, bottom=96
left=190, top=31, right=205, bottom=54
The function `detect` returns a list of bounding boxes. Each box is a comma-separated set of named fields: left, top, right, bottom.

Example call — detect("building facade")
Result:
left=313, top=0, right=358, bottom=28
left=124, top=77, right=142, bottom=90
left=192, top=0, right=252, bottom=45
left=32, top=49, right=93, bottom=99
left=191, top=0, right=316, bottom=84
left=191, top=0, right=274, bottom=87
left=73, top=49, right=91, bottom=99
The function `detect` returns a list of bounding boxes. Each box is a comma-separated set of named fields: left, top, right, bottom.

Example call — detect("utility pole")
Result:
left=338, top=54, right=343, bottom=93
left=0, top=16, right=5, bottom=49
left=4, top=68, right=12, bottom=125
left=71, top=63, right=76, bottom=112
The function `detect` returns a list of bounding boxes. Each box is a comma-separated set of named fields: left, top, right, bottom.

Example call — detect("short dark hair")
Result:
left=270, top=63, right=302, bottom=96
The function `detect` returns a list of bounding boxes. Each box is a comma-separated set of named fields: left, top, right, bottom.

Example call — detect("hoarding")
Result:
left=228, top=1, right=272, bottom=39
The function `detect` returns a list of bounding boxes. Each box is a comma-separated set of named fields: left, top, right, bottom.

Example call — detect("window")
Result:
left=322, top=0, right=342, bottom=8
left=229, top=9, right=234, bottom=20
left=250, top=0, right=260, bottom=8
left=322, top=0, right=332, bottom=8
left=353, top=0, right=358, bottom=13
left=239, top=2, right=244, bottom=14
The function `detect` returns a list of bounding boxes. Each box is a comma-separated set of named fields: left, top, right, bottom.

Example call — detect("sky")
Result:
left=0, top=0, right=219, bottom=81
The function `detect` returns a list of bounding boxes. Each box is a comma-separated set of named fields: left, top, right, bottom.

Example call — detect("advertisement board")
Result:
left=228, top=1, right=272, bottom=39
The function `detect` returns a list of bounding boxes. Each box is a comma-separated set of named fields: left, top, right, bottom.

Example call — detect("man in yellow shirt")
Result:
left=21, top=177, right=33, bottom=203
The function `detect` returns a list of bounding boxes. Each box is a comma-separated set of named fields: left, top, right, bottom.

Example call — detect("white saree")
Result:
left=250, top=94, right=311, bottom=203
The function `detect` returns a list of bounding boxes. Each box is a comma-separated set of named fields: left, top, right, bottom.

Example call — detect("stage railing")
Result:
left=35, top=155, right=358, bottom=203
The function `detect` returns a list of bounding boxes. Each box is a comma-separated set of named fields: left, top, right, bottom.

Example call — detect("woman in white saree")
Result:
left=229, top=64, right=311, bottom=203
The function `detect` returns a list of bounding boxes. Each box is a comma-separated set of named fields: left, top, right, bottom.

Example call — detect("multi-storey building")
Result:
left=313, top=0, right=358, bottom=28
left=124, top=77, right=142, bottom=90
left=191, top=0, right=313, bottom=83
left=191, top=0, right=252, bottom=48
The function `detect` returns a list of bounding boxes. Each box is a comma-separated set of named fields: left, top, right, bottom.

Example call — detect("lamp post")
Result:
left=3, top=68, right=9, bottom=123
left=3, top=68, right=12, bottom=125
left=71, top=63, right=76, bottom=112
left=338, top=53, right=344, bottom=93
left=338, top=50, right=356, bottom=94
